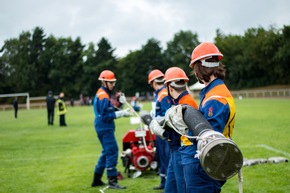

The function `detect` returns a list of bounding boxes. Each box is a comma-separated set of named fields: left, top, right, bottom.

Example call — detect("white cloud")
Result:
left=1, top=0, right=289, bottom=57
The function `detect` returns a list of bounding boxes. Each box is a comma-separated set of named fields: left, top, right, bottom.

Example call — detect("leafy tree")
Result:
left=81, top=37, right=117, bottom=97
left=0, top=31, right=33, bottom=93
left=0, top=38, right=20, bottom=93
left=1, top=25, right=290, bottom=98
left=117, top=50, right=141, bottom=96
left=117, top=38, right=164, bottom=96
left=216, top=26, right=288, bottom=89
left=163, top=30, right=200, bottom=85
left=215, top=29, right=245, bottom=89
left=81, top=42, right=97, bottom=96
left=65, top=37, right=84, bottom=98
left=47, top=37, right=84, bottom=97
left=273, top=25, right=290, bottom=84
left=39, top=35, right=57, bottom=94
left=29, top=27, right=47, bottom=95
left=94, top=37, right=117, bottom=78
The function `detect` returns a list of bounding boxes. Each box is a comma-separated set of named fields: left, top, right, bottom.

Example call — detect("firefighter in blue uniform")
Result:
left=148, top=69, right=172, bottom=190
left=150, top=48, right=237, bottom=193
left=91, top=70, right=131, bottom=189
left=182, top=42, right=236, bottom=193
left=150, top=67, right=198, bottom=193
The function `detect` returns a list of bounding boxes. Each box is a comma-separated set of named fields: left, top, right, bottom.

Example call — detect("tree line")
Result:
left=0, top=25, right=289, bottom=100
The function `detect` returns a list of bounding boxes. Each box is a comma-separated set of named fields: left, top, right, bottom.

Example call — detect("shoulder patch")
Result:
left=207, top=106, right=213, bottom=117
left=97, top=90, right=109, bottom=100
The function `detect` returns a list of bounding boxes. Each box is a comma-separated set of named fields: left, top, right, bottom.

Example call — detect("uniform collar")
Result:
left=174, top=90, right=189, bottom=104
left=101, top=86, right=111, bottom=95
left=200, top=78, right=223, bottom=96
left=155, top=85, right=166, bottom=94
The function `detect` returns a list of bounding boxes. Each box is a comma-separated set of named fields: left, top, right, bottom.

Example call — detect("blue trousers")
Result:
left=155, top=136, right=170, bottom=187
left=183, top=162, right=226, bottom=193
left=94, top=130, right=118, bottom=177
left=165, top=150, right=186, bottom=193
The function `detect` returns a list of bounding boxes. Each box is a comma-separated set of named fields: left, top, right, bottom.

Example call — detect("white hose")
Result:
left=238, top=169, right=243, bottom=193
left=120, top=93, right=154, bottom=153
left=99, top=186, right=109, bottom=193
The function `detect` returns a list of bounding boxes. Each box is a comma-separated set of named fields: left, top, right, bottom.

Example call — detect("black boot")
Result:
left=91, top=173, right=106, bottom=187
left=108, top=176, right=126, bottom=189
left=153, top=176, right=165, bottom=190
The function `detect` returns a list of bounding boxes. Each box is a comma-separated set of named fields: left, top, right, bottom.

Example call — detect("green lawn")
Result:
left=0, top=98, right=290, bottom=193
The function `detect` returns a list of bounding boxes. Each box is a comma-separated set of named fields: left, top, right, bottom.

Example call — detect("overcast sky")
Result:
left=1, top=0, right=289, bottom=57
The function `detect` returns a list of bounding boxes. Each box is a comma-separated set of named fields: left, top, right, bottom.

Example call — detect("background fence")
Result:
left=1, top=89, right=290, bottom=111
left=231, top=89, right=290, bottom=98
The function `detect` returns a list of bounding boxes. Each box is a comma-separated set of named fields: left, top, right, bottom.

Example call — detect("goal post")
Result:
left=0, top=93, right=30, bottom=110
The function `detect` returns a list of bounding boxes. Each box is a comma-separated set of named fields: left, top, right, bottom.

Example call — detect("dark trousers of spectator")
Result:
left=47, top=109, right=54, bottom=125
left=14, top=108, right=18, bottom=118
left=60, top=114, right=67, bottom=126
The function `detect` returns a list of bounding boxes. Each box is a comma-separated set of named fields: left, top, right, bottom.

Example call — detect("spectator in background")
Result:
left=13, top=97, right=18, bottom=118
left=46, top=90, right=55, bottom=125
left=57, top=92, right=67, bottom=126
left=80, top=93, right=84, bottom=106
left=131, top=96, right=141, bottom=112
left=70, top=98, right=74, bottom=107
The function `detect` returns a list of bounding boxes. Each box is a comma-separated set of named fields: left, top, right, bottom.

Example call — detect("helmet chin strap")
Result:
left=194, top=74, right=204, bottom=85
left=198, top=78, right=204, bottom=84
left=103, top=81, right=112, bottom=91
left=166, top=83, right=175, bottom=99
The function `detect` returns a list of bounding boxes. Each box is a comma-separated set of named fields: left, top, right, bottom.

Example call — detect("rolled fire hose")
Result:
left=182, top=105, right=243, bottom=181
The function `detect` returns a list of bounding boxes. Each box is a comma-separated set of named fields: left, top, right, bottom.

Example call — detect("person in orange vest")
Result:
left=148, top=69, right=172, bottom=190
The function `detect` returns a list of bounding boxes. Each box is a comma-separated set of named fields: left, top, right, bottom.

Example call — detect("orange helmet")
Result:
left=98, top=70, right=116, bottom=81
left=189, top=42, right=223, bottom=68
left=164, top=67, right=189, bottom=84
left=148, top=69, right=164, bottom=84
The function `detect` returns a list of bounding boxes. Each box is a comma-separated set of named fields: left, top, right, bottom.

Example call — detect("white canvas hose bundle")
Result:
left=164, top=105, right=244, bottom=181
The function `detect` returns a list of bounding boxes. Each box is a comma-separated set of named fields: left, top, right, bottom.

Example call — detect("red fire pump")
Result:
left=121, top=126, right=157, bottom=178
left=114, top=92, right=157, bottom=178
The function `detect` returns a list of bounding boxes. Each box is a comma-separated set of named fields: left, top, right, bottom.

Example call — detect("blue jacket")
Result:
left=179, top=79, right=236, bottom=165
left=199, top=78, right=236, bottom=138
left=164, top=91, right=198, bottom=151
left=93, top=86, right=117, bottom=132
left=154, top=86, right=172, bottom=117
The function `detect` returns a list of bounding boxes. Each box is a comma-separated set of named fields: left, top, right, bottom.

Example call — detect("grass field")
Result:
left=1, top=98, right=290, bottom=193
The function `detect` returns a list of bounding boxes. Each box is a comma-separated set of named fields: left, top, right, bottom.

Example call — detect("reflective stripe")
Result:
left=98, top=91, right=106, bottom=96
left=157, top=91, right=167, bottom=102
left=202, top=95, right=226, bottom=107
left=202, top=94, right=236, bottom=138
left=97, top=91, right=108, bottom=99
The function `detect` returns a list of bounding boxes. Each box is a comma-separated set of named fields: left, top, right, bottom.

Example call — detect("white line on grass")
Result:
left=257, top=144, right=290, bottom=158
